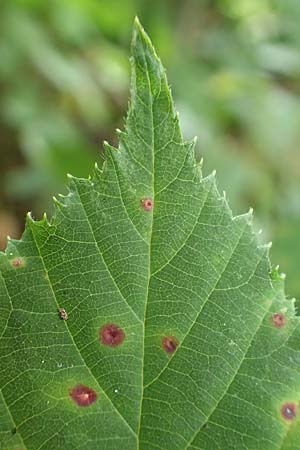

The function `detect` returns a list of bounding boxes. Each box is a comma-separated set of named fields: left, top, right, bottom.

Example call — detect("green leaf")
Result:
left=1, top=18, right=300, bottom=450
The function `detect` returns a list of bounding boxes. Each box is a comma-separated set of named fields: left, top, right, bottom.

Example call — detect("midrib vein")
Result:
left=136, top=46, right=156, bottom=449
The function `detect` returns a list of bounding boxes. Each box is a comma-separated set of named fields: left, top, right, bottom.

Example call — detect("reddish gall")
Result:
left=141, top=198, right=153, bottom=212
left=162, top=336, right=179, bottom=354
left=100, top=324, right=125, bottom=347
left=280, top=402, right=296, bottom=421
left=272, top=313, right=286, bottom=328
left=11, top=257, right=24, bottom=268
left=69, top=384, right=97, bottom=407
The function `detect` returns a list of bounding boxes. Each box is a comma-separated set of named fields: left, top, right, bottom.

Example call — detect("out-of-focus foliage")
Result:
left=0, top=0, right=299, bottom=302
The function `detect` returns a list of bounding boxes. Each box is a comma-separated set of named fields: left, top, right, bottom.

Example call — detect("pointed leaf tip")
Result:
left=133, top=16, right=148, bottom=39
left=131, top=17, right=159, bottom=63
left=133, top=15, right=142, bottom=29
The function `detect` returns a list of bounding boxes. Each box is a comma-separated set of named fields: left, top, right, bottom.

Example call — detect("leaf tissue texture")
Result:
left=0, top=18, right=300, bottom=450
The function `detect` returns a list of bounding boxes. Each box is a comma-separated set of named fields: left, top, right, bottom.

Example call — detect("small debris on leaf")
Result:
left=58, top=308, right=68, bottom=321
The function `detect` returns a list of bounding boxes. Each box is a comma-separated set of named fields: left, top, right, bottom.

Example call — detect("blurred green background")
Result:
left=0, top=0, right=299, bottom=304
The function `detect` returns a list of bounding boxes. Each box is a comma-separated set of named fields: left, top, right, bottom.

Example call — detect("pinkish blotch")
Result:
left=162, top=336, right=179, bottom=354
left=272, top=313, right=286, bottom=328
left=281, top=402, right=296, bottom=421
left=11, top=257, right=25, bottom=269
left=69, top=384, right=97, bottom=407
left=100, top=324, right=125, bottom=347
left=141, top=198, right=154, bottom=212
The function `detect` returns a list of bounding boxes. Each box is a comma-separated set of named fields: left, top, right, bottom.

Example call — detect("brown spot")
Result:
left=141, top=198, right=154, bottom=212
left=58, top=308, right=68, bottom=321
left=281, top=403, right=296, bottom=421
left=11, top=257, right=25, bottom=268
left=69, top=384, right=97, bottom=407
left=272, top=313, right=286, bottom=328
left=100, top=324, right=125, bottom=347
left=162, top=336, right=179, bottom=354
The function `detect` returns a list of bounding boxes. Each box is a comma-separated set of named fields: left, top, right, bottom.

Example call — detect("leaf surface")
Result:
left=0, top=18, right=300, bottom=450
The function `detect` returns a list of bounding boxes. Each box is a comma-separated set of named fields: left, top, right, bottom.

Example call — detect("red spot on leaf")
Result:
left=11, top=257, right=25, bottom=268
left=69, top=384, right=97, bottom=407
left=272, top=313, right=286, bottom=328
left=281, top=403, right=296, bottom=421
left=141, top=198, right=153, bottom=212
left=100, top=324, right=125, bottom=347
left=162, top=336, right=178, bottom=354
